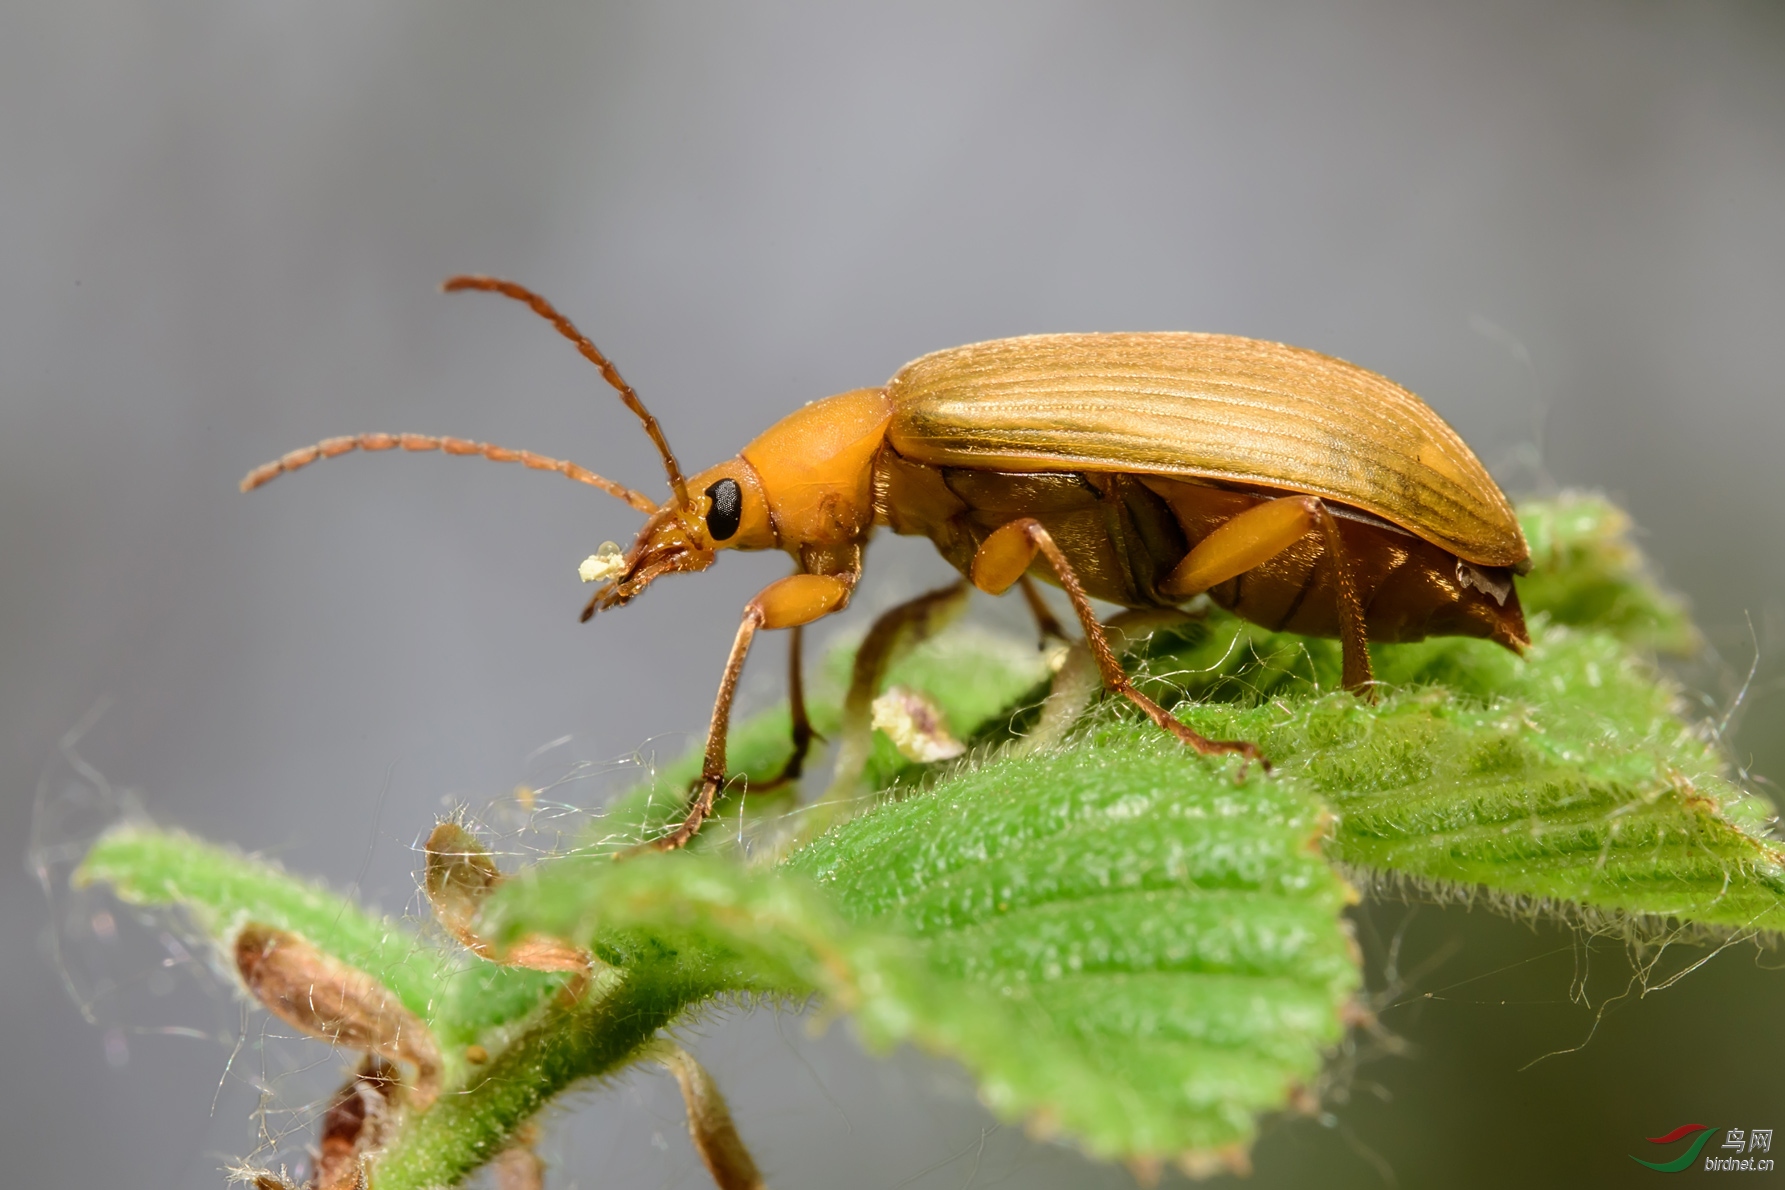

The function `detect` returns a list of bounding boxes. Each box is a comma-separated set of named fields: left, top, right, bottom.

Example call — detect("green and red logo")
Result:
left=1633, top=1124, right=1720, bottom=1172
left=1635, top=1123, right=1775, bottom=1172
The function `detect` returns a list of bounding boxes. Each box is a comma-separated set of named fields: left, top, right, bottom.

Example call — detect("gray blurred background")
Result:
left=5, top=3, right=1784, bottom=1187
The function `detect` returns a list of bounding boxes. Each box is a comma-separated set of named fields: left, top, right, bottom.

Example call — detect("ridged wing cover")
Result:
left=884, top=332, right=1528, bottom=569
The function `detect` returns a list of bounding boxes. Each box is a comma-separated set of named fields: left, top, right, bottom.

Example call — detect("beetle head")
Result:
left=582, top=389, right=897, bottom=617
left=426, top=277, right=769, bottom=618
left=578, top=459, right=775, bottom=617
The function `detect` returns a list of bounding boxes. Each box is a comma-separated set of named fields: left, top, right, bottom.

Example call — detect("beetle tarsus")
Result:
left=1115, top=674, right=1270, bottom=776
left=655, top=775, right=722, bottom=851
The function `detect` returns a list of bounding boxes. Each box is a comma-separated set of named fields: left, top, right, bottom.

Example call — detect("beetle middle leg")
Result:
left=654, top=573, right=854, bottom=851
left=1016, top=574, right=1070, bottom=647
left=1160, top=494, right=1375, bottom=696
left=971, top=518, right=1266, bottom=768
left=823, top=579, right=970, bottom=799
left=747, top=624, right=818, bottom=792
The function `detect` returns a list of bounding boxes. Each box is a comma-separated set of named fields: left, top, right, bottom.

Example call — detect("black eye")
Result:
left=705, top=477, right=743, bottom=541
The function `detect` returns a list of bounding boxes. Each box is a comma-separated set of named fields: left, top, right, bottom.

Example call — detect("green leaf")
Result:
left=787, top=740, right=1358, bottom=1164
left=486, top=739, right=1360, bottom=1168
left=72, top=824, right=564, bottom=1046
left=75, top=825, right=447, bottom=1019
left=1079, top=493, right=1784, bottom=935
left=1137, top=635, right=1785, bottom=932
left=1516, top=490, right=1698, bottom=652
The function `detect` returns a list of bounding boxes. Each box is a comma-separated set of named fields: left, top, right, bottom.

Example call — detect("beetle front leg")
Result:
left=656, top=573, right=854, bottom=851
left=972, top=519, right=1266, bottom=769
left=1160, top=494, right=1375, bottom=697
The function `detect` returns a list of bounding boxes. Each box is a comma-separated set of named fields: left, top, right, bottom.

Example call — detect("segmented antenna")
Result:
left=442, top=275, right=692, bottom=512
left=238, top=432, right=658, bottom=512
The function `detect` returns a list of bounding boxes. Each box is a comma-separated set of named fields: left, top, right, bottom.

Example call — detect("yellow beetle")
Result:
left=245, top=276, right=1530, bottom=848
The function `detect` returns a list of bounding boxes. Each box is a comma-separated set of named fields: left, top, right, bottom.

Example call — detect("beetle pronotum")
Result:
left=245, top=276, right=1530, bottom=848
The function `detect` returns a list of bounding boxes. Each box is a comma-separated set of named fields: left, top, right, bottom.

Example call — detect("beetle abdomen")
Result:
left=885, top=332, right=1529, bottom=571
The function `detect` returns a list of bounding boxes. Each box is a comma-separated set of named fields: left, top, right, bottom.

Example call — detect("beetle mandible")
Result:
left=244, top=275, right=1531, bottom=849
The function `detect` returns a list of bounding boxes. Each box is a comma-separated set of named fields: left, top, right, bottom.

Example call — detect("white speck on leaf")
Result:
left=871, top=686, right=966, bottom=763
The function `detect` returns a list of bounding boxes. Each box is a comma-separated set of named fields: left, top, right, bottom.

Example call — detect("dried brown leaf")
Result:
left=233, top=924, right=441, bottom=1110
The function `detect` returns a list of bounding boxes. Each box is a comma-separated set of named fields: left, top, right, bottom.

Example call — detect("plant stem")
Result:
left=372, top=961, right=705, bottom=1190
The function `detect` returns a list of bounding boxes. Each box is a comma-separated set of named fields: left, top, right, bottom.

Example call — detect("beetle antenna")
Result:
left=442, top=275, right=692, bottom=512
left=239, top=432, right=659, bottom=512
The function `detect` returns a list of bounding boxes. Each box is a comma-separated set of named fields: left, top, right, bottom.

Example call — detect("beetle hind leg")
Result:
left=1160, top=494, right=1376, bottom=698
left=971, top=518, right=1268, bottom=770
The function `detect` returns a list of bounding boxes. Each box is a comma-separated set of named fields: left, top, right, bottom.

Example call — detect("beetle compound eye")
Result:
left=705, top=478, right=743, bottom=541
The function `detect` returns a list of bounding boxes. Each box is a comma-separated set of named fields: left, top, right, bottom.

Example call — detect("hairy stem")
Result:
left=373, top=961, right=707, bottom=1190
